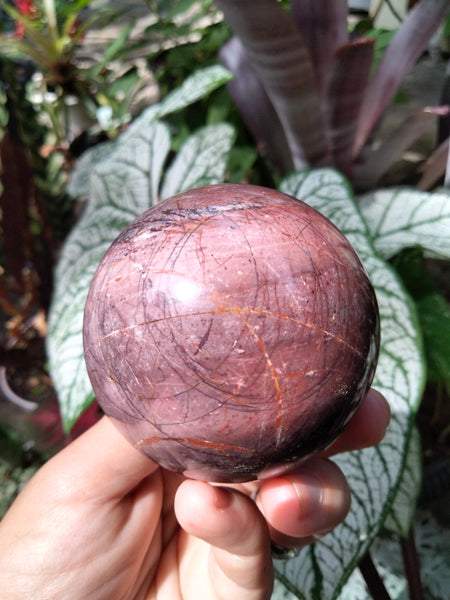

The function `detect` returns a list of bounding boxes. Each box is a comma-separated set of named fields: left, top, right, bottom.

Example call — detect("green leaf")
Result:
left=164, top=0, right=212, bottom=20
left=90, top=23, right=134, bottom=76
left=273, top=168, right=425, bottom=599
left=126, top=64, right=233, bottom=131
left=389, top=247, right=450, bottom=383
left=66, top=65, right=233, bottom=201
left=47, top=119, right=234, bottom=429
left=359, top=188, right=450, bottom=260
left=418, top=292, right=450, bottom=383
left=389, top=246, right=437, bottom=300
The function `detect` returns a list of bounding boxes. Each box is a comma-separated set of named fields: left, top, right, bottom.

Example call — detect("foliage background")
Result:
left=1, top=1, right=450, bottom=598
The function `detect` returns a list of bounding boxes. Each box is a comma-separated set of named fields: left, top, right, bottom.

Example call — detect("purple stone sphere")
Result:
left=83, top=184, right=379, bottom=482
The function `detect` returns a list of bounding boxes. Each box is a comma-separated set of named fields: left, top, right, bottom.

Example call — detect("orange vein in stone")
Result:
left=86, top=306, right=360, bottom=358
left=136, top=436, right=258, bottom=454
left=230, top=309, right=285, bottom=447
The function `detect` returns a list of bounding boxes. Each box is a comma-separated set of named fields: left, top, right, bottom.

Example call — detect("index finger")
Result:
left=322, top=389, right=391, bottom=458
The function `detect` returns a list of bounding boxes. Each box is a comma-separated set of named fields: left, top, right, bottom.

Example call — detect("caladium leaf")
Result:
left=383, top=426, right=422, bottom=537
left=66, top=140, right=114, bottom=199
left=274, top=168, right=425, bottom=599
left=47, top=121, right=234, bottom=431
left=344, top=508, right=450, bottom=599
left=410, top=510, right=450, bottom=599
left=216, top=0, right=330, bottom=170
left=354, top=0, right=450, bottom=156
left=66, top=65, right=233, bottom=200
left=47, top=121, right=171, bottom=430
left=128, top=64, right=233, bottom=127
left=359, top=187, right=450, bottom=260
left=161, top=124, right=235, bottom=199
left=291, top=0, right=349, bottom=94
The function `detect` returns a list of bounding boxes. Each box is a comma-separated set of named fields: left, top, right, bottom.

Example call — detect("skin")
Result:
left=0, top=389, right=390, bottom=600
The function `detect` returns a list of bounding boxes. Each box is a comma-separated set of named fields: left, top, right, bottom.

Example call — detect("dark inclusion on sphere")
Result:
left=83, top=184, right=379, bottom=482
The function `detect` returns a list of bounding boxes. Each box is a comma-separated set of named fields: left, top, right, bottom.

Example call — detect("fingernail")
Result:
left=287, top=473, right=324, bottom=520
left=213, top=486, right=233, bottom=510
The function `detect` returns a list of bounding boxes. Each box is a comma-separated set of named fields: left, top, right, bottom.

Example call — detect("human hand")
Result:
left=0, top=389, right=390, bottom=600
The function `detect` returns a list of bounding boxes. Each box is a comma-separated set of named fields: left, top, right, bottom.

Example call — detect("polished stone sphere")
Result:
left=83, top=184, right=379, bottom=482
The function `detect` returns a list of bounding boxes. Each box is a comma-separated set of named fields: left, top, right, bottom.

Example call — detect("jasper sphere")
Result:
left=83, top=184, right=379, bottom=482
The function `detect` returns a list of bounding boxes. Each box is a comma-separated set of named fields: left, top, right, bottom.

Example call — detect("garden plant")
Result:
left=1, top=1, right=450, bottom=598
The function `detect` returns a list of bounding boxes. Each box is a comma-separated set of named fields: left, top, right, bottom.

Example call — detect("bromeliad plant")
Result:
left=217, top=0, right=450, bottom=190
left=0, top=0, right=149, bottom=141
left=45, top=66, right=450, bottom=599
left=0, top=0, right=153, bottom=327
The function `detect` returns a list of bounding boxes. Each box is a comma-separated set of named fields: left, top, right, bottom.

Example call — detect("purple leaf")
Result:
left=219, top=37, right=294, bottom=173
left=291, top=0, right=349, bottom=93
left=216, top=0, right=331, bottom=170
left=354, top=107, right=450, bottom=190
left=438, top=58, right=450, bottom=143
left=324, top=38, right=375, bottom=177
left=354, top=0, right=450, bottom=156
left=417, top=137, right=450, bottom=190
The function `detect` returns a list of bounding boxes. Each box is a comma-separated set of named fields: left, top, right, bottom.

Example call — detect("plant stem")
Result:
left=359, top=552, right=392, bottom=600
left=400, top=528, right=424, bottom=600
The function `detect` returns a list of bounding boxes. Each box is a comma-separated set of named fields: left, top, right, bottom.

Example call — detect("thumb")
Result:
left=35, top=416, right=159, bottom=502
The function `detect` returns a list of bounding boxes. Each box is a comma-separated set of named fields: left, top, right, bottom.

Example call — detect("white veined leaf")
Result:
left=272, top=580, right=299, bottom=600
left=339, top=560, right=407, bottom=600
left=359, top=187, right=450, bottom=260
left=383, top=426, right=422, bottom=537
left=120, top=65, right=233, bottom=145
left=342, top=509, right=450, bottom=600
left=66, top=140, right=113, bottom=199
left=66, top=65, right=233, bottom=200
left=272, top=169, right=425, bottom=600
left=338, top=426, right=423, bottom=597
left=161, top=123, right=236, bottom=199
left=47, top=121, right=234, bottom=430
left=410, top=510, right=450, bottom=599
left=152, top=64, right=233, bottom=121
left=47, top=122, right=171, bottom=429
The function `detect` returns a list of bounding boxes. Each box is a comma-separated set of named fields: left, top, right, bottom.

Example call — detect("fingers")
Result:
left=254, top=390, right=390, bottom=549
left=175, top=479, right=273, bottom=600
left=323, top=388, right=391, bottom=457
left=257, top=457, right=351, bottom=548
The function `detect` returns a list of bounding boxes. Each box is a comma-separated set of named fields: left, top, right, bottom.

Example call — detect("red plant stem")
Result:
left=400, top=528, right=424, bottom=600
left=359, top=552, right=392, bottom=600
